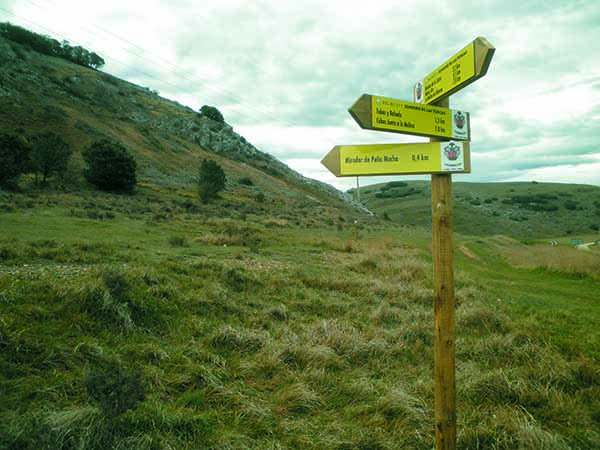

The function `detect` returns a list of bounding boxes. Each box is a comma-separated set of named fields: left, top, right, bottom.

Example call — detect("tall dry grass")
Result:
left=502, top=244, right=600, bottom=278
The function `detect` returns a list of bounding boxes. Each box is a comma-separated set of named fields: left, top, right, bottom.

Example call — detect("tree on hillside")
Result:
left=31, top=132, right=72, bottom=183
left=0, top=133, right=31, bottom=188
left=198, top=159, right=226, bottom=203
left=0, top=22, right=105, bottom=69
left=83, top=139, right=137, bottom=192
left=199, top=105, right=224, bottom=123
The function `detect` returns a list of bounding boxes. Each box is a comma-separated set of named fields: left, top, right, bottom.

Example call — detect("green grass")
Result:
left=358, top=180, right=600, bottom=239
left=0, top=30, right=598, bottom=449
left=1, top=190, right=598, bottom=449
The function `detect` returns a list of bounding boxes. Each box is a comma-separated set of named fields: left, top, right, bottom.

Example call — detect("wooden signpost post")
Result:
left=322, top=37, right=495, bottom=450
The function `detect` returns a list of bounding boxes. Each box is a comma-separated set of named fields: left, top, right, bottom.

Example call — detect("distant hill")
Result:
left=353, top=180, right=600, bottom=239
left=0, top=31, right=360, bottom=225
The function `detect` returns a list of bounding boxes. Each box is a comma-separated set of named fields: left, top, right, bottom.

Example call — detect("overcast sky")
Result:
left=1, top=0, right=599, bottom=189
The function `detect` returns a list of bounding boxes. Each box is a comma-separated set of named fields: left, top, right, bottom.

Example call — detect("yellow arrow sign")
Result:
left=321, top=141, right=470, bottom=177
left=349, top=94, right=470, bottom=140
left=414, top=36, right=495, bottom=105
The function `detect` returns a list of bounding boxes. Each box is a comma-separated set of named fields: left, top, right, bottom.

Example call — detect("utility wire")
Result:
left=0, top=5, right=298, bottom=129
left=13, top=0, right=308, bottom=129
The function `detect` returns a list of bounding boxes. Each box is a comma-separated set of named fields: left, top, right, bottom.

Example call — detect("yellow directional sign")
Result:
left=349, top=94, right=470, bottom=140
left=413, top=37, right=495, bottom=105
left=321, top=141, right=470, bottom=177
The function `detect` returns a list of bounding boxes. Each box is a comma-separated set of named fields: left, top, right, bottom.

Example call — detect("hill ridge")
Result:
left=0, top=33, right=357, bottom=217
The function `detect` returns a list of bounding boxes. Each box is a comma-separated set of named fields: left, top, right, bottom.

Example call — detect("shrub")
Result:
left=84, top=359, right=145, bottom=417
left=590, top=224, right=599, bottom=232
left=256, top=192, right=265, bottom=203
left=0, top=133, right=31, bottom=187
left=223, top=268, right=252, bottom=292
left=238, top=177, right=253, bottom=186
left=276, top=383, right=321, bottom=414
left=58, top=154, right=85, bottom=189
left=383, top=211, right=391, bottom=221
left=168, top=236, right=188, bottom=247
left=375, top=187, right=420, bottom=199
left=83, top=140, right=137, bottom=192
left=210, top=325, right=265, bottom=353
left=199, top=105, right=224, bottom=123
left=267, top=304, right=288, bottom=321
left=198, top=159, right=226, bottom=203
left=30, top=132, right=72, bottom=183
left=383, top=181, right=408, bottom=190
left=564, top=200, right=578, bottom=211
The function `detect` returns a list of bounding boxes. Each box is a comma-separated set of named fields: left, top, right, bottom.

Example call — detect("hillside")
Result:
left=354, top=180, right=600, bottom=239
left=0, top=33, right=359, bottom=225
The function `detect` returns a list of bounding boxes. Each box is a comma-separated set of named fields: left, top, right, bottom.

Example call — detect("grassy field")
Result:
left=356, top=180, right=600, bottom=239
left=1, top=189, right=598, bottom=449
left=0, top=29, right=598, bottom=449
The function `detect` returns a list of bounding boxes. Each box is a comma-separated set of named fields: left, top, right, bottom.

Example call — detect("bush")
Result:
left=564, top=200, right=579, bottom=211
left=383, top=181, right=407, bottom=190
left=83, top=140, right=137, bottom=192
left=31, top=132, right=72, bottom=183
left=199, top=105, right=224, bottom=123
left=198, top=159, right=226, bottom=203
left=168, top=236, right=188, bottom=247
left=84, top=359, right=145, bottom=417
left=238, top=177, right=253, bottom=186
left=256, top=192, right=265, bottom=203
left=0, top=133, right=31, bottom=187
left=210, top=325, right=265, bottom=353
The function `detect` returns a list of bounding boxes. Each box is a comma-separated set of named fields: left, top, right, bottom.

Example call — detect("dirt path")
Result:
left=576, top=242, right=597, bottom=251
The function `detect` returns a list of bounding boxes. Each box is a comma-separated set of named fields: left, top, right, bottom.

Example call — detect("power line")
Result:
left=0, top=6, right=300, bottom=130
left=11, top=0, right=308, bottom=129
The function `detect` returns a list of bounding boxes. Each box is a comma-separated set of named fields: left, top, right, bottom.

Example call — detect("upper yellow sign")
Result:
left=371, top=95, right=469, bottom=140
left=413, top=37, right=495, bottom=105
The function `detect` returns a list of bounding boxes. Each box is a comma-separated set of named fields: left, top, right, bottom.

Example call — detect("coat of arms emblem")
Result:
left=443, top=142, right=461, bottom=161
left=454, top=111, right=465, bottom=129
left=415, top=81, right=423, bottom=102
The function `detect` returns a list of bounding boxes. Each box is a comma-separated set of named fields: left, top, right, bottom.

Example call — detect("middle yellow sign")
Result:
left=348, top=94, right=470, bottom=141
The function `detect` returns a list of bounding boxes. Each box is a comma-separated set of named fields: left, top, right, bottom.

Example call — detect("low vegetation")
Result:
left=362, top=180, right=600, bottom=239
left=0, top=23, right=597, bottom=449
left=0, top=189, right=598, bottom=449
left=500, top=240, right=600, bottom=279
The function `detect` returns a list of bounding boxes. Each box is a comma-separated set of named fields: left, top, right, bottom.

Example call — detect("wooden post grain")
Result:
left=430, top=96, right=456, bottom=450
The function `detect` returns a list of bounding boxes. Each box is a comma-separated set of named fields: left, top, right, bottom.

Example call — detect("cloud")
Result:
left=1, top=0, right=599, bottom=190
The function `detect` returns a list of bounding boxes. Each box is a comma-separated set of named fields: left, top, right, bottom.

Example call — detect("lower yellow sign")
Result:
left=321, top=141, right=470, bottom=177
